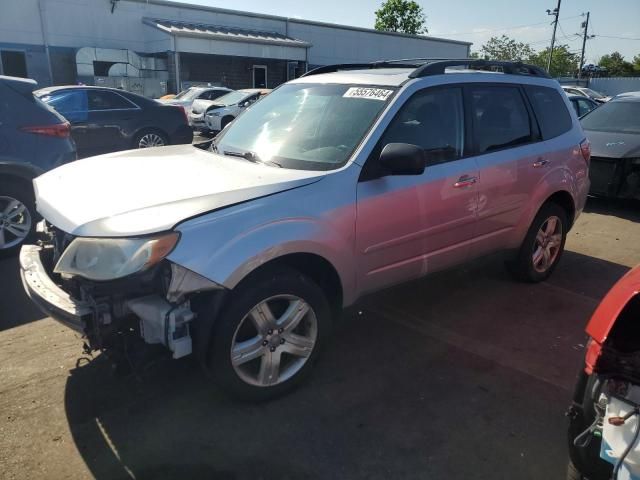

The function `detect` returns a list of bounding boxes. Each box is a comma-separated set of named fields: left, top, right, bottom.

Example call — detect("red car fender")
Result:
left=584, top=265, right=640, bottom=374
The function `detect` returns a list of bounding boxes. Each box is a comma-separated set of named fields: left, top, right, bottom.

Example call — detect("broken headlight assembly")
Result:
left=54, top=232, right=179, bottom=281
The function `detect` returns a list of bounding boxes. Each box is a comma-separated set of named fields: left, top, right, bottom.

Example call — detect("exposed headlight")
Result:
left=207, top=110, right=222, bottom=117
left=54, top=232, right=179, bottom=281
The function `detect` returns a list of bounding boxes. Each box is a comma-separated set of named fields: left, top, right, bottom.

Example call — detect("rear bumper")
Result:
left=19, top=244, right=92, bottom=332
left=589, top=157, right=640, bottom=198
left=171, top=125, right=194, bottom=145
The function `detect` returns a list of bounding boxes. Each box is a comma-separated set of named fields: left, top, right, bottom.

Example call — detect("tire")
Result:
left=509, top=202, right=568, bottom=282
left=0, top=179, right=37, bottom=258
left=567, top=374, right=612, bottom=480
left=209, top=267, right=332, bottom=401
left=220, top=116, right=234, bottom=131
left=133, top=129, right=169, bottom=149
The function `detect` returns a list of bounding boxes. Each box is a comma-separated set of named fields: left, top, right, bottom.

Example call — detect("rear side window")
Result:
left=526, top=86, right=572, bottom=139
left=469, top=85, right=532, bottom=154
left=87, top=90, right=136, bottom=110
left=43, top=90, right=87, bottom=113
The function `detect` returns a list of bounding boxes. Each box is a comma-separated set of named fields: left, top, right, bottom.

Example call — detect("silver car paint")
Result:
left=35, top=70, right=589, bottom=308
left=170, top=73, right=588, bottom=305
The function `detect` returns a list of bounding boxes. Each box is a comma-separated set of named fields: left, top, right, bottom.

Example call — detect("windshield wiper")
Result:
left=222, top=149, right=282, bottom=168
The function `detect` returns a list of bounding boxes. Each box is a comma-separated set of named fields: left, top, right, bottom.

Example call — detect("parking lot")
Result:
left=0, top=197, right=637, bottom=479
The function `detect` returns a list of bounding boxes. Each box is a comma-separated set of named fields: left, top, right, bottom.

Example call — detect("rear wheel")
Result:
left=509, top=202, right=568, bottom=282
left=209, top=267, right=331, bottom=401
left=134, top=129, right=168, bottom=149
left=0, top=180, right=36, bottom=257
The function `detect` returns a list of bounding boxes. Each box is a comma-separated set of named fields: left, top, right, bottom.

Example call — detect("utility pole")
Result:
left=546, top=0, right=562, bottom=73
left=579, top=12, right=591, bottom=78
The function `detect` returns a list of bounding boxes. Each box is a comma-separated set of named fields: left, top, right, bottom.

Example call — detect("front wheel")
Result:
left=209, top=267, right=332, bottom=401
left=0, top=181, right=37, bottom=257
left=509, top=202, right=568, bottom=282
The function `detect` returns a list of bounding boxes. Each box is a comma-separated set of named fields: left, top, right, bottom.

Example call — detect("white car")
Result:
left=561, top=85, right=611, bottom=104
left=204, top=89, right=270, bottom=132
left=158, top=86, right=232, bottom=113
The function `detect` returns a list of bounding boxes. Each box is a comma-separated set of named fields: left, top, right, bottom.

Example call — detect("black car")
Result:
left=581, top=92, right=640, bottom=198
left=35, top=86, right=193, bottom=158
left=567, top=94, right=598, bottom=118
left=0, top=75, right=76, bottom=255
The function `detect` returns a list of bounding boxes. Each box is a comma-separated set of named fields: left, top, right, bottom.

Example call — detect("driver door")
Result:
left=355, top=86, right=479, bottom=295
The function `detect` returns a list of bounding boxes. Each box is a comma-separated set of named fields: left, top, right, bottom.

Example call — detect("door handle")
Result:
left=533, top=158, right=550, bottom=168
left=453, top=175, right=477, bottom=188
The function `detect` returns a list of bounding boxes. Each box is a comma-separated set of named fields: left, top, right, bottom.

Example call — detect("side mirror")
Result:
left=379, top=143, right=426, bottom=176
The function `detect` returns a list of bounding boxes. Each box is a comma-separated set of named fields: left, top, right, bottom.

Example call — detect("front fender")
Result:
left=168, top=203, right=357, bottom=306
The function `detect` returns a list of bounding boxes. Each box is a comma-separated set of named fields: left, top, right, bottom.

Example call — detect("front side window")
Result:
left=213, top=84, right=395, bottom=170
left=470, top=85, right=532, bottom=153
left=526, top=85, right=572, bottom=139
left=41, top=90, right=88, bottom=114
left=577, top=99, right=595, bottom=117
left=380, top=87, right=464, bottom=165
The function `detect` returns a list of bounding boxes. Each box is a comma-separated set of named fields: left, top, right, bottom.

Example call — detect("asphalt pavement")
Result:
left=0, top=198, right=639, bottom=479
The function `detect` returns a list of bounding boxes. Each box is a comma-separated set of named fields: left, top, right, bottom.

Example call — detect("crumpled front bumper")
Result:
left=19, top=244, right=93, bottom=333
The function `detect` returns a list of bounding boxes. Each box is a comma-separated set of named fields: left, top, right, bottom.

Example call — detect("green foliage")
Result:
left=598, top=52, right=635, bottom=77
left=374, top=0, right=427, bottom=35
left=478, top=35, right=535, bottom=61
left=528, top=45, right=579, bottom=77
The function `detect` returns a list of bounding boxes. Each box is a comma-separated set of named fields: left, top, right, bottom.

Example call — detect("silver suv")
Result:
left=20, top=59, right=591, bottom=400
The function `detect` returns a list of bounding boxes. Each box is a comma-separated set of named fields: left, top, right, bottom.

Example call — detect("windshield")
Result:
left=214, top=90, right=254, bottom=106
left=174, top=88, right=201, bottom=101
left=581, top=101, right=640, bottom=133
left=213, top=83, right=395, bottom=170
left=582, top=88, right=606, bottom=99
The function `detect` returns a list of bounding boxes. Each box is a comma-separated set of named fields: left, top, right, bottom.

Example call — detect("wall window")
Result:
left=1, top=50, right=27, bottom=78
left=381, top=87, right=465, bottom=165
left=470, top=85, right=532, bottom=154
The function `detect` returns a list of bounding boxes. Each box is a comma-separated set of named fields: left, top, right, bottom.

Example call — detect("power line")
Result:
left=436, top=15, right=582, bottom=37
left=594, top=34, right=640, bottom=41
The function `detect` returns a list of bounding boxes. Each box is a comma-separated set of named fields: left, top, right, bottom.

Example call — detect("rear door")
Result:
left=85, top=89, right=141, bottom=154
left=468, top=84, right=541, bottom=257
left=356, top=86, right=479, bottom=294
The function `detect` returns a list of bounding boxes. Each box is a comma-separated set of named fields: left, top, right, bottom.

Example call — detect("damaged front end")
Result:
left=20, top=222, right=225, bottom=363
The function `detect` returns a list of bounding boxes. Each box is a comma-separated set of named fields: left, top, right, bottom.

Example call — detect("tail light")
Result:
left=580, top=138, right=591, bottom=164
left=20, top=122, right=70, bottom=138
left=176, top=105, right=188, bottom=123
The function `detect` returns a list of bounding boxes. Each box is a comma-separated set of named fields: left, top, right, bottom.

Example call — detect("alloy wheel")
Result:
left=138, top=133, right=165, bottom=148
left=532, top=215, right=563, bottom=273
left=0, top=196, right=32, bottom=250
left=230, top=295, right=318, bottom=387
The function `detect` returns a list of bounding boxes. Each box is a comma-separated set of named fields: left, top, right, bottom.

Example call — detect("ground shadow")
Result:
left=584, top=196, right=640, bottom=223
left=63, top=250, right=630, bottom=480
left=0, top=256, right=46, bottom=331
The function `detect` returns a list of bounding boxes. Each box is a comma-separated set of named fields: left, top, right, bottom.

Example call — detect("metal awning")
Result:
left=143, top=18, right=311, bottom=49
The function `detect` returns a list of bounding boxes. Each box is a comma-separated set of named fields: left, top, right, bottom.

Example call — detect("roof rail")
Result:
left=409, top=59, right=550, bottom=78
left=300, top=58, right=550, bottom=79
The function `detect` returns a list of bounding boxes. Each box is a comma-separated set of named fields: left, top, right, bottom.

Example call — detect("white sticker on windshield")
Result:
left=343, top=87, right=394, bottom=101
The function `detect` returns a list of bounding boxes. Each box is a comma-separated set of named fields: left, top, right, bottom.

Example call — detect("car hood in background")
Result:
left=34, top=145, right=326, bottom=237
left=584, top=129, right=640, bottom=158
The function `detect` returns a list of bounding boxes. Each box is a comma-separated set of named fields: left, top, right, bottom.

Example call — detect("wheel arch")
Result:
left=545, top=190, right=576, bottom=228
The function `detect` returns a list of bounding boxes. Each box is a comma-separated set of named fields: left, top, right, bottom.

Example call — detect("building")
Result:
left=0, top=0, right=471, bottom=96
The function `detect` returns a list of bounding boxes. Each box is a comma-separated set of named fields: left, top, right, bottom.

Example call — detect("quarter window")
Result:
left=526, top=86, right=572, bottom=139
left=470, top=85, right=532, bottom=154
left=380, top=87, right=465, bottom=165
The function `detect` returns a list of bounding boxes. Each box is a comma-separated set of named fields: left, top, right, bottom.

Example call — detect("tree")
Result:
left=528, top=45, right=579, bottom=77
left=477, top=35, right=535, bottom=61
left=598, top=52, right=635, bottom=77
left=374, top=0, right=427, bottom=35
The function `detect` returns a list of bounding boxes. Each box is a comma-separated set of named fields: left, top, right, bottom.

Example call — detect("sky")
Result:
left=173, top=0, right=640, bottom=64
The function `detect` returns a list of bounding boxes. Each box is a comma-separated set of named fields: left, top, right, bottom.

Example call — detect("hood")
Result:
left=34, top=145, right=325, bottom=237
left=585, top=129, right=640, bottom=158
left=191, top=99, right=225, bottom=114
